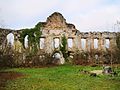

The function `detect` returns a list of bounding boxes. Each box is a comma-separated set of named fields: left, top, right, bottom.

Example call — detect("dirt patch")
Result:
left=0, top=71, right=24, bottom=90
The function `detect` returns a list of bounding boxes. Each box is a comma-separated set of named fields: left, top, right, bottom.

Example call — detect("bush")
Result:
left=73, top=51, right=89, bottom=65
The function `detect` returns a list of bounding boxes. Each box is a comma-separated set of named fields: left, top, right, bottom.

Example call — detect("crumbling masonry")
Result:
left=0, top=12, right=119, bottom=66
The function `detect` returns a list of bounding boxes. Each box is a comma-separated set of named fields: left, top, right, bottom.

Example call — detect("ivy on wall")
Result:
left=19, top=23, right=42, bottom=53
left=60, top=35, right=68, bottom=59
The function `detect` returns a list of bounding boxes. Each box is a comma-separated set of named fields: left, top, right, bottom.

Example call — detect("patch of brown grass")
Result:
left=0, top=71, right=24, bottom=90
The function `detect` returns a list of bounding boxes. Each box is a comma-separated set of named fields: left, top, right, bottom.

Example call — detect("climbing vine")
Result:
left=19, top=23, right=42, bottom=53
left=60, top=35, right=68, bottom=59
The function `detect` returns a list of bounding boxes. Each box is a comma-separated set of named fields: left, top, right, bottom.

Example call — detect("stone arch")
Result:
left=6, top=33, right=14, bottom=46
left=52, top=50, right=65, bottom=65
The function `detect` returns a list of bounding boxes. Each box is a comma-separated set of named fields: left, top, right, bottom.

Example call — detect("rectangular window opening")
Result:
left=53, top=38, right=60, bottom=48
left=81, top=39, right=86, bottom=49
left=105, top=39, right=110, bottom=48
left=94, top=39, right=98, bottom=49
left=68, top=38, right=73, bottom=48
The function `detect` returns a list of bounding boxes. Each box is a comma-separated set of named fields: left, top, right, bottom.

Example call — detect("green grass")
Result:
left=3, top=65, right=120, bottom=90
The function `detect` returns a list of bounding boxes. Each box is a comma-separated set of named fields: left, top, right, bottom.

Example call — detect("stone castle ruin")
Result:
left=0, top=12, right=119, bottom=66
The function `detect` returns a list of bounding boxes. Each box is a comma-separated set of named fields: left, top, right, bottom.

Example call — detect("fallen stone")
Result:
left=90, top=70, right=103, bottom=75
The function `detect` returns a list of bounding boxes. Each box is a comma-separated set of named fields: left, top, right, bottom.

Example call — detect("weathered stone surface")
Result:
left=45, top=12, right=67, bottom=30
left=103, top=66, right=112, bottom=74
left=0, top=12, right=119, bottom=66
left=90, top=70, right=103, bottom=75
left=0, top=13, right=118, bottom=54
left=52, top=52, right=65, bottom=65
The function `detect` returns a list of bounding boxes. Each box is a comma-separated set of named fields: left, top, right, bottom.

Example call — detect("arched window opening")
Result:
left=40, top=38, right=45, bottom=49
left=7, top=33, right=14, bottom=46
left=24, top=35, right=28, bottom=48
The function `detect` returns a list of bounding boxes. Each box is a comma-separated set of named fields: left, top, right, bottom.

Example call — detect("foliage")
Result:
left=111, top=48, right=120, bottom=64
left=60, top=35, right=68, bottom=59
left=73, top=51, right=89, bottom=65
left=115, top=33, right=120, bottom=63
left=19, top=23, right=42, bottom=53
left=4, top=65, right=120, bottom=90
left=116, top=33, right=120, bottom=50
left=24, top=53, right=52, bottom=67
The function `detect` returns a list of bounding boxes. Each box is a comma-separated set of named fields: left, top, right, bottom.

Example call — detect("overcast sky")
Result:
left=0, top=0, right=120, bottom=32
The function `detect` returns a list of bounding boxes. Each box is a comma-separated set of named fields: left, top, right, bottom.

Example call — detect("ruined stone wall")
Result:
left=0, top=28, right=23, bottom=52
left=0, top=12, right=117, bottom=53
left=0, top=12, right=119, bottom=66
left=77, top=32, right=117, bottom=51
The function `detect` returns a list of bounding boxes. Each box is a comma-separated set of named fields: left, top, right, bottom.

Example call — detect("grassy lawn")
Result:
left=1, top=65, right=120, bottom=90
